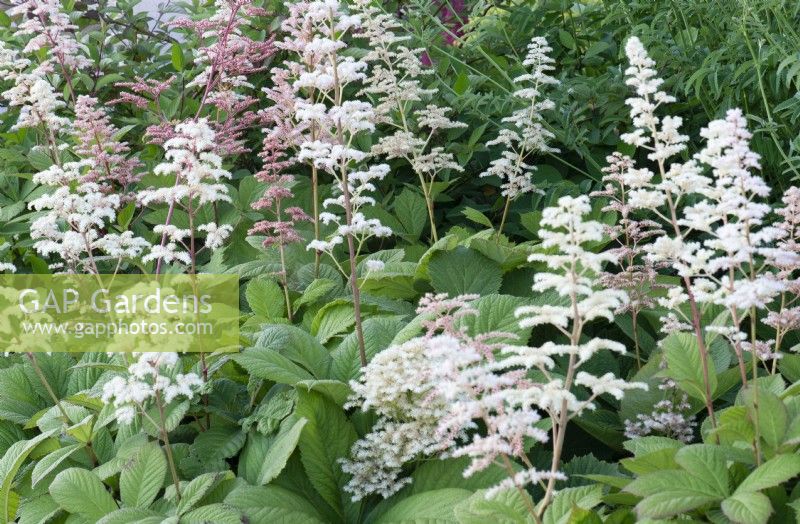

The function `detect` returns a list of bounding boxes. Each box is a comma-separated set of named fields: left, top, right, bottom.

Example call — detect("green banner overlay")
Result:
left=0, top=274, right=239, bottom=353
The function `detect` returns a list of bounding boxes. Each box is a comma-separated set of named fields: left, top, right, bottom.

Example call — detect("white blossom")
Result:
left=479, top=36, right=559, bottom=199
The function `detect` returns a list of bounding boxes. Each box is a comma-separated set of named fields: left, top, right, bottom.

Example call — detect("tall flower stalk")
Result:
left=249, top=92, right=312, bottom=320
left=138, top=119, right=233, bottom=273
left=100, top=352, right=205, bottom=501
left=615, top=36, right=719, bottom=426
left=593, top=153, right=664, bottom=368
left=354, top=0, right=466, bottom=242
left=117, top=0, right=275, bottom=274
left=344, top=200, right=646, bottom=516
left=280, top=0, right=392, bottom=366
left=27, top=96, right=148, bottom=274
left=480, top=36, right=559, bottom=239
left=511, top=195, right=646, bottom=514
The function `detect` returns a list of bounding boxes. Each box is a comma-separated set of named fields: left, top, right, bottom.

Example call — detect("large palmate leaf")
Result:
left=454, top=488, right=534, bottom=524
left=0, top=429, right=58, bottom=522
left=332, top=316, right=406, bottom=381
left=295, top=390, right=360, bottom=522
left=428, top=246, right=503, bottom=295
left=374, top=488, right=471, bottom=523
left=257, top=417, right=307, bottom=485
left=456, top=294, right=533, bottom=344
left=120, top=442, right=167, bottom=509
left=245, top=324, right=332, bottom=379
left=246, top=276, right=285, bottom=319
left=661, top=332, right=717, bottom=402
left=49, top=467, right=118, bottom=520
left=224, top=485, right=326, bottom=523
left=31, top=443, right=84, bottom=488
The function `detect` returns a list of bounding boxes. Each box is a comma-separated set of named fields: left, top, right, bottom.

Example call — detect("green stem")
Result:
left=157, top=393, right=182, bottom=500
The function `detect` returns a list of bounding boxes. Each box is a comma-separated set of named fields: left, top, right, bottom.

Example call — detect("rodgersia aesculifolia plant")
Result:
left=275, top=0, right=393, bottom=366
left=344, top=196, right=647, bottom=516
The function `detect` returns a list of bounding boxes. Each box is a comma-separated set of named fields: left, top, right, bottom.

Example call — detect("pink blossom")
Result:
left=74, top=95, right=142, bottom=188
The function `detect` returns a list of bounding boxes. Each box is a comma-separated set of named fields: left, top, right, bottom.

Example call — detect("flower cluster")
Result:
left=99, top=352, right=204, bottom=425
left=1, top=0, right=87, bottom=137
left=343, top=256, right=644, bottom=506
left=592, top=152, right=664, bottom=366
left=73, top=95, right=142, bottom=189
left=480, top=37, right=559, bottom=200
left=171, top=0, right=276, bottom=156
left=27, top=98, right=149, bottom=272
left=509, top=195, right=646, bottom=411
left=615, top=37, right=800, bottom=385
left=505, top=195, right=647, bottom=508
left=7, top=0, right=89, bottom=71
left=140, top=119, right=233, bottom=269
left=354, top=0, right=466, bottom=240
left=343, top=293, right=555, bottom=501
left=274, top=0, right=392, bottom=263
left=624, top=394, right=696, bottom=443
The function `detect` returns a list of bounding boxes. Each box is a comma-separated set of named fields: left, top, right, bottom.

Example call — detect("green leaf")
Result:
left=623, top=436, right=684, bottom=457
left=375, top=488, right=471, bottom=523
left=674, top=444, right=730, bottom=497
left=252, top=325, right=332, bottom=378
left=332, top=317, right=406, bottom=382
left=181, top=503, right=242, bottom=523
left=257, top=417, right=307, bottom=485
left=454, top=488, right=533, bottom=524
left=462, top=207, right=494, bottom=228
left=457, top=294, right=533, bottom=345
left=542, top=485, right=603, bottom=524
left=0, top=364, right=45, bottom=424
left=17, top=494, right=61, bottom=524
left=735, top=454, right=800, bottom=493
left=394, top=189, right=428, bottom=241
left=177, top=471, right=234, bottom=515
left=558, top=29, right=577, bottom=50
left=0, top=429, right=58, bottom=522
left=428, top=246, right=502, bottom=295
left=662, top=333, right=716, bottom=402
left=50, top=468, right=118, bottom=520
left=635, top=490, right=721, bottom=520
left=626, top=470, right=716, bottom=498
left=96, top=508, right=162, bottom=524
left=142, top=400, right=189, bottom=437
left=743, top=387, right=787, bottom=449
left=117, top=201, right=136, bottom=230
left=192, top=424, right=246, bottom=459
left=311, top=301, right=356, bottom=344
left=295, top=380, right=350, bottom=406
left=31, top=443, right=83, bottom=488
left=584, top=41, right=610, bottom=58
left=620, top=448, right=679, bottom=475
left=27, top=150, right=53, bottom=171
left=246, top=277, right=285, bottom=319
left=721, top=491, right=772, bottom=524
left=359, top=262, right=419, bottom=300
left=171, top=43, right=184, bottom=71
left=294, top=279, right=337, bottom=312
left=453, top=72, right=469, bottom=95
left=224, top=485, right=326, bottom=523
left=235, top=347, right=315, bottom=385
left=708, top=405, right=755, bottom=445
left=295, top=390, right=359, bottom=520
left=120, top=442, right=167, bottom=509
left=410, top=457, right=510, bottom=494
